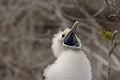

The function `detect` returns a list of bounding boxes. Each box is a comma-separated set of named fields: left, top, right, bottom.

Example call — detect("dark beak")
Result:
left=64, top=21, right=79, bottom=47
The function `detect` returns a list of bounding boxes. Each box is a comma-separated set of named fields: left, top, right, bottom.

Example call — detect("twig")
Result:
left=108, top=38, right=119, bottom=80
left=92, top=1, right=106, bottom=17
left=107, top=22, right=119, bottom=80
left=104, top=0, right=112, bottom=11
left=107, top=23, right=119, bottom=80
left=104, top=0, right=120, bottom=80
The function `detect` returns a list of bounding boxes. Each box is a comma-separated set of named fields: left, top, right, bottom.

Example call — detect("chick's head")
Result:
left=52, top=21, right=81, bottom=57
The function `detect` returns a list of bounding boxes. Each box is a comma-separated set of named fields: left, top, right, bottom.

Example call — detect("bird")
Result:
left=43, top=21, right=92, bottom=80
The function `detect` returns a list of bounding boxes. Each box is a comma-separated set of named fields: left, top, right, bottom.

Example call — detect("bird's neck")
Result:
left=63, top=47, right=81, bottom=53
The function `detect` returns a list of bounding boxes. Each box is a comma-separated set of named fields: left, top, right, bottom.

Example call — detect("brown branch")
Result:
left=104, top=0, right=112, bottom=11
left=108, top=30, right=119, bottom=80
left=104, top=0, right=120, bottom=80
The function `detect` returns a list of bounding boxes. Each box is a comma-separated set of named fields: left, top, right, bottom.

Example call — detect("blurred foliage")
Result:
left=99, top=31, right=113, bottom=41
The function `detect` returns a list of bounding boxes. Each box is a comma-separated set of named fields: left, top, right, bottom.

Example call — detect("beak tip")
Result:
left=75, top=21, right=79, bottom=24
left=70, top=21, right=79, bottom=33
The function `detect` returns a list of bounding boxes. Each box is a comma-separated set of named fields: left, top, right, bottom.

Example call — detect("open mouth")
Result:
left=63, top=21, right=80, bottom=48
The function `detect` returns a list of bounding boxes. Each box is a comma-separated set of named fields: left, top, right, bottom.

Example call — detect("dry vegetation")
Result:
left=0, top=0, right=120, bottom=80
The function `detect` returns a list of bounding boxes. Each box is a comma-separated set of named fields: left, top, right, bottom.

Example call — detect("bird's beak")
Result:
left=63, top=21, right=80, bottom=48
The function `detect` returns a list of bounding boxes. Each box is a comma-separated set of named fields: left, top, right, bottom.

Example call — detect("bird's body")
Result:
left=43, top=21, right=92, bottom=80
left=44, top=50, right=92, bottom=80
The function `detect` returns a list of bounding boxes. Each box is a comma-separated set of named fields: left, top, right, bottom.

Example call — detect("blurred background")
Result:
left=0, top=0, right=120, bottom=80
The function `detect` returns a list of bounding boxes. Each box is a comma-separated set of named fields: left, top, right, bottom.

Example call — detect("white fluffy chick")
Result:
left=43, top=21, right=92, bottom=80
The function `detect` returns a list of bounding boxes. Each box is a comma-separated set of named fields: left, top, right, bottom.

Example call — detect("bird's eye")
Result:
left=62, top=34, right=65, bottom=37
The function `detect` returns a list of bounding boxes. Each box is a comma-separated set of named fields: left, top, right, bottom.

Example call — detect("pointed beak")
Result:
left=64, top=21, right=79, bottom=48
